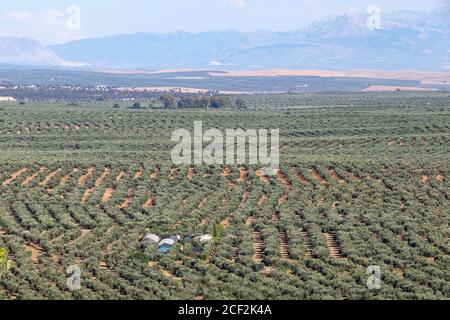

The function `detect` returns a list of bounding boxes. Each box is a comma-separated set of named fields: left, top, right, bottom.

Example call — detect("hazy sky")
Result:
left=0, top=0, right=446, bottom=44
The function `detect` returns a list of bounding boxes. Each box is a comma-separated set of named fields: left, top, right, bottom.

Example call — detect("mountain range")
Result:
left=0, top=6, right=449, bottom=71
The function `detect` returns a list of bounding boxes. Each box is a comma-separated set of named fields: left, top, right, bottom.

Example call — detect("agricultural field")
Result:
left=0, top=68, right=432, bottom=95
left=0, top=92, right=449, bottom=300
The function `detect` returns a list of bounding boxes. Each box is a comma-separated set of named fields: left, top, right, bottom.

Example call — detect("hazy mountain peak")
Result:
left=0, top=36, right=81, bottom=67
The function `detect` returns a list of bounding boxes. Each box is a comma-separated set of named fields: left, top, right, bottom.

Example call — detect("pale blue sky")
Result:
left=0, top=0, right=445, bottom=44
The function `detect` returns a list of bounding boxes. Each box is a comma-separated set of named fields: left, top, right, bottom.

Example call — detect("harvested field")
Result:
left=362, top=86, right=436, bottom=92
left=208, top=69, right=450, bottom=86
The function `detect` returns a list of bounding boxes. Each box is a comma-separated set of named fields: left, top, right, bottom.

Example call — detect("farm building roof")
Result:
left=159, top=238, right=176, bottom=247
left=195, top=234, right=213, bottom=243
left=169, top=235, right=181, bottom=241
left=140, top=239, right=156, bottom=247
left=157, top=245, right=171, bottom=254
left=142, top=234, right=160, bottom=244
